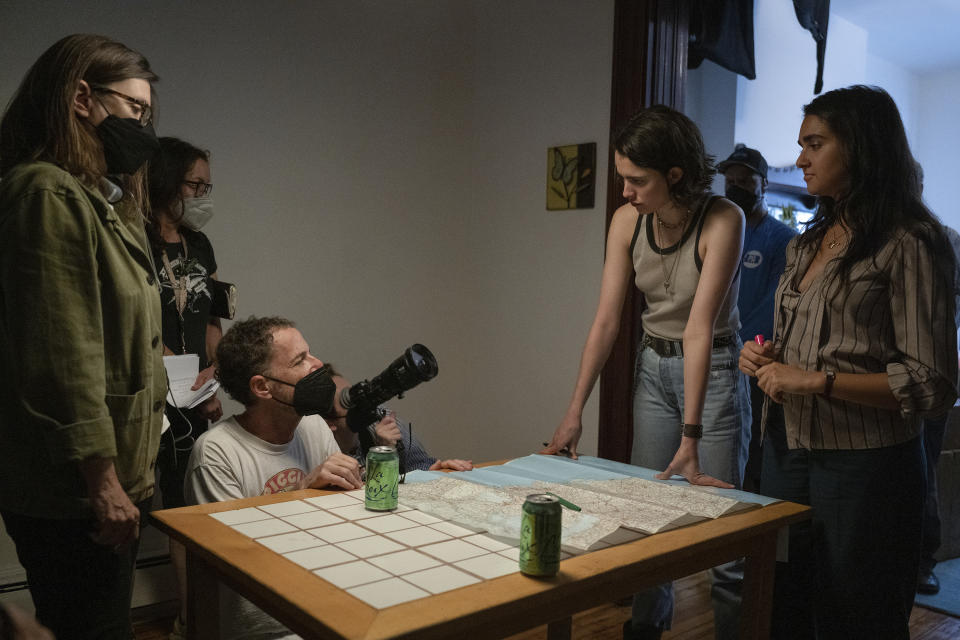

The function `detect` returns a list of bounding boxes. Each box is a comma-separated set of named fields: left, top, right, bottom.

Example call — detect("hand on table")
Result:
left=540, top=413, right=582, bottom=458
left=429, top=459, right=474, bottom=471
left=654, top=441, right=734, bottom=488
left=300, top=453, right=363, bottom=490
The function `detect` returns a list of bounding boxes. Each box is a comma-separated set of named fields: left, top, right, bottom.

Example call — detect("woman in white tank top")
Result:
left=544, top=105, right=750, bottom=640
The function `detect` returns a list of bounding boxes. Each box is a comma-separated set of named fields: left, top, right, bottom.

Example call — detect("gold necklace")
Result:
left=655, top=209, right=688, bottom=230
left=655, top=213, right=688, bottom=293
left=826, top=227, right=846, bottom=250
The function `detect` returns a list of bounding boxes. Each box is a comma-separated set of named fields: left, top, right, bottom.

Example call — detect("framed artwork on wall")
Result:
left=546, top=142, right=596, bottom=210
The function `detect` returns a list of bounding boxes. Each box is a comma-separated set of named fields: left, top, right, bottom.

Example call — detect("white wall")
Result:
left=0, top=0, right=614, bottom=594
left=685, top=59, right=738, bottom=194
left=916, top=67, right=960, bottom=229
left=725, top=0, right=957, bottom=228
left=685, top=1, right=932, bottom=175
left=735, top=3, right=869, bottom=167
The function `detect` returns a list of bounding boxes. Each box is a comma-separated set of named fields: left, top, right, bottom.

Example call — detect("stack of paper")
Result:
left=163, top=354, right=220, bottom=409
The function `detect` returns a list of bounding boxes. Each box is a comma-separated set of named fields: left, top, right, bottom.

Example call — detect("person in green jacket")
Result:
left=0, top=34, right=167, bottom=640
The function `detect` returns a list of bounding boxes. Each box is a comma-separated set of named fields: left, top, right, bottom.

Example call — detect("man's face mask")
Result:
left=262, top=364, right=336, bottom=416
left=724, top=183, right=759, bottom=215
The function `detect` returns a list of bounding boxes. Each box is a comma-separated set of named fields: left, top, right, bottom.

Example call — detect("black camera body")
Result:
left=340, top=344, right=438, bottom=455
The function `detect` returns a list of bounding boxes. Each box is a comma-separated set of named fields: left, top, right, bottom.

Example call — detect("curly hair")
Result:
left=215, top=316, right=295, bottom=406
left=613, top=104, right=715, bottom=208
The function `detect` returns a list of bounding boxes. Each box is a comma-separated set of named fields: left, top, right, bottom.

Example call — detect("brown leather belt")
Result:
left=641, top=334, right=736, bottom=358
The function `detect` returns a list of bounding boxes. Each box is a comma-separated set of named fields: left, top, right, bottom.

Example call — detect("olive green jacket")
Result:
left=0, top=162, right=166, bottom=519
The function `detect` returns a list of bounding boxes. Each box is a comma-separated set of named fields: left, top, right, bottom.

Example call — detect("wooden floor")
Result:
left=133, top=571, right=960, bottom=639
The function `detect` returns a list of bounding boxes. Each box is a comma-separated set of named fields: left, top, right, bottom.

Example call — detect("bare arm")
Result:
left=542, top=205, right=638, bottom=458
left=755, top=365, right=899, bottom=410
left=657, top=199, right=743, bottom=487
left=682, top=200, right=744, bottom=425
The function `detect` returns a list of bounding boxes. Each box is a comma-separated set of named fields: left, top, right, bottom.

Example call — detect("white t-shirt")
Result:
left=185, top=414, right=340, bottom=503
left=184, top=414, right=341, bottom=640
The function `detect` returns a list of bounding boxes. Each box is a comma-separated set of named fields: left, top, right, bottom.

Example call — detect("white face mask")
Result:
left=181, top=196, right=214, bottom=230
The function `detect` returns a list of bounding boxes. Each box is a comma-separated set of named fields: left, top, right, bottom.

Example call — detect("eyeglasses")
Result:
left=183, top=180, right=213, bottom=197
left=90, top=85, right=153, bottom=127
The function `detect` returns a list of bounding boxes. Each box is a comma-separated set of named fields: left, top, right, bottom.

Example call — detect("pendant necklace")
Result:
left=655, top=210, right=689, bottom=293
left=826, top=226, right=846, bottom=250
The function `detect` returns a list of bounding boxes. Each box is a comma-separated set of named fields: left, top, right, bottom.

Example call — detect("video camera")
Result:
left=339, top=344, right=438, bottom=455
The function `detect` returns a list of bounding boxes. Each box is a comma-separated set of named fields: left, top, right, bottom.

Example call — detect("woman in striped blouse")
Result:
left=739, top=85, right=957, bottom=638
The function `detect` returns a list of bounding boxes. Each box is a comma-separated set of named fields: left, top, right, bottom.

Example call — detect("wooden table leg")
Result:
left=185, top=551, right=219, bottom=640
left=547, top=616, right=572, bottom=640
left=738, top=530, right=778, bottom=640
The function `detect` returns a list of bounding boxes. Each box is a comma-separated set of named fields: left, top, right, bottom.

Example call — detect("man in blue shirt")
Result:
left=719, top=145, right=797, bottom=492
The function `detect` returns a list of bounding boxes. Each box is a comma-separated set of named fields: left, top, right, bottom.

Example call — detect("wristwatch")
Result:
left=823, top=369, right=836, bottom=398
left=681, top=423, right=703, bottom=439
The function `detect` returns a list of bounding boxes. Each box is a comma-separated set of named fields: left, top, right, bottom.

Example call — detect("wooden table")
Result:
left=153, top=483, right=809, bottom=640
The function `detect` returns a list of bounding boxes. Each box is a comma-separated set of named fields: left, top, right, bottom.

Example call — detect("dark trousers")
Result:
left=743, top=379, right=766, bottom=493
left=1, top=499, right=151, bottom=640
left=920, top=413, right=947, bottom=574
left=760, top=432, right=924, bottom=640
left=155, top=406, right=207, bottom=509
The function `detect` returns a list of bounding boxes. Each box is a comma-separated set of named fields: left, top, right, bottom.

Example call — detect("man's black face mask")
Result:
left=263, top=364, right=336, bottom=416
left=725, top=183, right=759, bottom=215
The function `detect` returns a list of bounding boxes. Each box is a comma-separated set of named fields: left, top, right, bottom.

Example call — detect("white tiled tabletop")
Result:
left=419, top=538, right=489, bottom=563
left=283, top=545, right=356, bottom=570
left=347, top=577, right=429, bottom=609
left=368, top=549, right=442, bottom=575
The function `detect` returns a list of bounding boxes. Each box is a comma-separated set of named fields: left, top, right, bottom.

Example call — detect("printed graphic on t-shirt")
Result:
left=742, top=250, right=763, bottom=269
left=262, top=468, right=306, bottom=494
left=159, top=255, right=212, bottom=312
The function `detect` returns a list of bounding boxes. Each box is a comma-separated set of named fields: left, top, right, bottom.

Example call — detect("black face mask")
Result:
left=725, top=184, right=759, bottom=215
left=96, top=115, right=159, bottom=175
left=263, top=364, right=336, bottom=416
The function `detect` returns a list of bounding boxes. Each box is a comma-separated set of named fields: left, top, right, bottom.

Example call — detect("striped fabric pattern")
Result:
left=770, top=229, right=958, bottom=450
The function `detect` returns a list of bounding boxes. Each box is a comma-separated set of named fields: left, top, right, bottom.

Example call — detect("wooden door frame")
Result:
left=597, top=0, right=689, bottom=462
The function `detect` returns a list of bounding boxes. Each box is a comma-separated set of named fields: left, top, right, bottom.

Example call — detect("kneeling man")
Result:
left=184, top=316, right=362, bottom=640
left=186, top=316, right=361, bottom=503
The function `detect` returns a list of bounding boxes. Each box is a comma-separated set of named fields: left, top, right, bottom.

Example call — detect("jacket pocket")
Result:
left=104, top=387, right=151, bottom=491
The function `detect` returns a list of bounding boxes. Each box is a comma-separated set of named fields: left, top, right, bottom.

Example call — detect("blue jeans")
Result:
left=628, top=340, right=751, bottom=635
left=631, top=341, right=750, bottom=483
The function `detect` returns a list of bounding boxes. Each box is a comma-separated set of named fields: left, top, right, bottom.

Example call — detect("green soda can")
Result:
left=364, top=445, right=399, bottom=511
left=519, top=494, right=562, bottom=576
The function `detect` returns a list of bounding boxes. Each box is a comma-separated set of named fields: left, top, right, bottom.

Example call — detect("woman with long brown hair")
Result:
left=740, top=85, right=957, bottom=638
left=0, top=34, right=165, bottom=639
